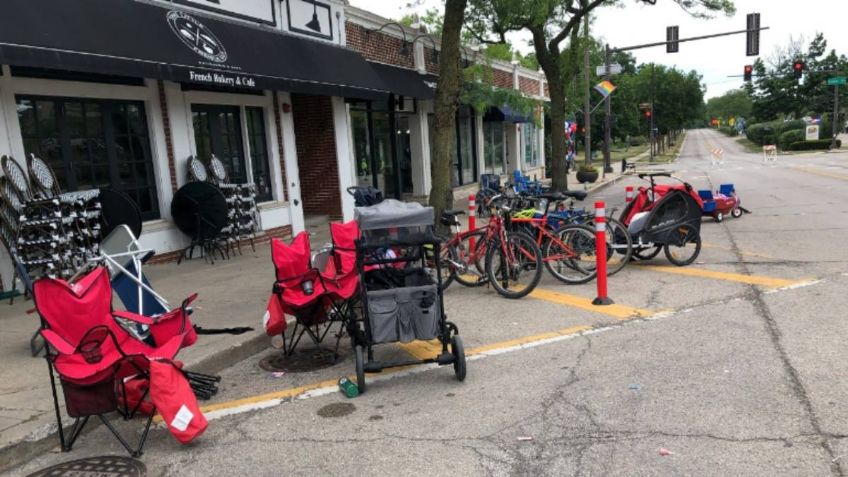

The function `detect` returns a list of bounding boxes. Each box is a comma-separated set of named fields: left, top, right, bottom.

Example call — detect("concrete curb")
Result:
left=0, top=332, right=270, bottom=473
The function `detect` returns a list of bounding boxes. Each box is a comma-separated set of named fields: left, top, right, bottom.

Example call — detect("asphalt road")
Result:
left=14, top=129, right=848, bottom=476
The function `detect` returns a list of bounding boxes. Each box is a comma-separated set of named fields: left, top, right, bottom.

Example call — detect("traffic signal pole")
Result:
left=602, top=45, right=613, bottom=175
left=601, top=21, right=769, bottom=168
left=833, top=83, right=840, bottom=150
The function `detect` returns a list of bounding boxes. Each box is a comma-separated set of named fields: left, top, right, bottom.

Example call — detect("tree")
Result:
left=429, top=0, right=468, bottom=222
left=748, top=33, right=848, bottom=122
left=705, top=89, right=752, bottom=123
left=466, top=0, right=735, bottom=190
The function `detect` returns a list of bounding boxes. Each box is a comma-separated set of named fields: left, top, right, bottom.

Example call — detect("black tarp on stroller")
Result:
left=351, top=199, right=466, bottom=393
left=618, top=173, right=703, bottom=266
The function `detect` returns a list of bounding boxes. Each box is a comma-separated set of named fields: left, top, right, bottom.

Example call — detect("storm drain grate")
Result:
left=258, top=348, right=344, bottom=373
left=27, top=456, right=146, bottom=477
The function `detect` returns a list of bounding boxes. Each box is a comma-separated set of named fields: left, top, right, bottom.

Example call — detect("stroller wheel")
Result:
left=633, top=245, right=662, bottom=261
left=731, top=207, right=743, bottom=218
left=664, top=225, right=702, bottom=267
left=354, top=345, right=366, bottom=394
left=451, top=335, right=466, bottom=382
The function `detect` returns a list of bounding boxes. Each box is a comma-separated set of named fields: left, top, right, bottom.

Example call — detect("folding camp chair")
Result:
left=34, top=267, right=206, bottom=456
left=268, top=224, right=359, bottom=359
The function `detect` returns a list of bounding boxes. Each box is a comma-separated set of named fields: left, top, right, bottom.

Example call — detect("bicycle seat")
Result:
left=441, top=209, right=466, bottom=217
left=562, top=190, right=587, bottom=201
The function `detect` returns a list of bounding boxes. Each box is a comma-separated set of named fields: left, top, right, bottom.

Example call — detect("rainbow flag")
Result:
left=593, top=80, right=616, bottom=97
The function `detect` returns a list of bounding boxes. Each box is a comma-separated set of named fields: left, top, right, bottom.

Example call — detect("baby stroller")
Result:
left=618, top=173, right=703, bottom=266
left=266, top=221, right=360, bottom=360
left=352, top=199, right=466, bottom=393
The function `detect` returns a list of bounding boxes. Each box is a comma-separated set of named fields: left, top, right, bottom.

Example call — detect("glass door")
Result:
left=191, top=105, right=247, bottom=183
left=396, top=115, right=413, bottom=195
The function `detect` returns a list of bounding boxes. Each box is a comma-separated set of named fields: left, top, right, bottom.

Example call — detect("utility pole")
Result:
left=833, top=83, right=840, bottom=150
left=602, top=44, right=613, bottom=175
left=650, top=63, right=655, bottom=161
left=584, top=47, right=592, bottom=166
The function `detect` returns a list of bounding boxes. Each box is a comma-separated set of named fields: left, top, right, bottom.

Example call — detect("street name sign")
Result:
left=827, top=77, right=846, bottom=86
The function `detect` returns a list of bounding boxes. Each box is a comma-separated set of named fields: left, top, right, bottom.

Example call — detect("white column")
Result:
left=506, top=122, right=521, bottom=174
left=278, top=92, right=305, bottom=234
left=331, top=96, right=355, bottom=222
left=475, top=112, right=485, bottom=177
left=537, top=107, right=546, bottom=178
left=409, top=107, right=429, bottom=196
left=0, top=65, right=16, bottom=290
left=144, top=79, right=176, bottom=221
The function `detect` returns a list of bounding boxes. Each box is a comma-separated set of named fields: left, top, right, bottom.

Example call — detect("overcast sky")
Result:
left=348, top=0, right=848, bottom=99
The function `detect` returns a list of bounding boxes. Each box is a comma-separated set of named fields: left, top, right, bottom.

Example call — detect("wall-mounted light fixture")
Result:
left=305, top=0, right=321, bottom=32
left=369, top=22, right=410, bottom=57
left=412, top=34, right=439, bottom=64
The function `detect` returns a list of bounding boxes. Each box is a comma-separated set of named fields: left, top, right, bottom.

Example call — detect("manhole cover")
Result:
left=27, top=456, right=146, bottom=477
left=258, top=348, right=343, bottom=373
left=317, top=402, right=356, bottom=418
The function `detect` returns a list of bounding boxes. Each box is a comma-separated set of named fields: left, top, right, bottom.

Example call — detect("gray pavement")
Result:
left=8, top=129, right=848, bottom=476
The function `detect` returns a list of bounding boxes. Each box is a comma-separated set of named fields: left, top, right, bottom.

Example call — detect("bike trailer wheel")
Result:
left=664, top=225, right=702, bottom=266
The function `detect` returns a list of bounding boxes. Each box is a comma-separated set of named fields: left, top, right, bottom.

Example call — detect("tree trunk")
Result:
left=546, top=72, right=568, bottom=191
left=429, top=0, right=467, bottom=229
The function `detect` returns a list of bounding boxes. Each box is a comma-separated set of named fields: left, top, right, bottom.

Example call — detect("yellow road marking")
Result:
left=197, top=324, right=595, bottom=416
left=636, top=264, right=808, bottom=288
left=398, top=325, right=594, bottom=360
left=793, top=166, right=848, bottom=181
left=529, top=287, right=654, bottom=320
left=701, top=242, right=780, bottom=260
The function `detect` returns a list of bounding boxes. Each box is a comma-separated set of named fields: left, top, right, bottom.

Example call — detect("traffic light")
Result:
left=793, top=60, right=804, bottom=79
left=744, top=65, right=753, bottom=82
left=643, top=110, right=652, bottom=121
left=666, top=26, right=679, bottom=53
left=746, top=13, right=760, bottom=56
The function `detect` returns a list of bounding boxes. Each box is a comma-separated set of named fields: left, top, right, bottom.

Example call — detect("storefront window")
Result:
left=483, top=121, right=505, bottom=175
left=349, top=102, right=396, bottom=198
left=17, top=95, right=160, bottom=220
left=192, top=105, right=247, bottom=184
left=428, top=109, right=477, bottom=187
left=245, top=107, right=273, bottom=202
left=523, top=123, right=539, bottom=168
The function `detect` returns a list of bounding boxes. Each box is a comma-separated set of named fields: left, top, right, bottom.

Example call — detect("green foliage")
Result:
left=718, top=126, right=738, bottom=137
left=745, top=122, right=779, bottom=145
left=777, top=129, right=804, bottom=150
left=461, top=63, right=540, bottom=124
left=628, top=135, right=646, bottom=146
left=749, top=33, right=848, bottom=122
left=778, top=119, right=807, bottom=135
left=786, top=139, right=840, bottom=151
left=704, top=89, right=751, bottom=122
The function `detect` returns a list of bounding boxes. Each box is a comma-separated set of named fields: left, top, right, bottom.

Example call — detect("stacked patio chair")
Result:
left=33, top=267, right=215, bottom=456
left=182, top=155, right=258, bottom=259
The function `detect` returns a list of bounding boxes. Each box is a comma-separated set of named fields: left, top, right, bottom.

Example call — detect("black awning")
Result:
left=0, top=0, right=388, bottom=99
left=483, top=105, right=532, bottom=123
left=368, top=62, right=437, bottom=100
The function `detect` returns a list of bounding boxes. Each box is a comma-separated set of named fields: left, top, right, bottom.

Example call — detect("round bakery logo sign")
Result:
left=167, top=11, right=228, bottom=63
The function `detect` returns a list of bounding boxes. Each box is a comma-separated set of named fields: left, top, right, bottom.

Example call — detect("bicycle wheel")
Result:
left=435, top=244, right=456, bottom=290
left=543, top=224, right=597, bottom=284
left=452, top=230, right=489, bottom=287
left=485, top=230, right=542, bottom=299
left=664, top=225, right=702, bottom=266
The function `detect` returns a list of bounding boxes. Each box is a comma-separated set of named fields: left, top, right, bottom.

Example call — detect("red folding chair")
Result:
left=34, top=267, right=206, bottom=456
left=267, top=223, right=360, bottom=359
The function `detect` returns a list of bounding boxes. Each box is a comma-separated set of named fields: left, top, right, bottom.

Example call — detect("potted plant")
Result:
left=576, top=163, right=598, bottom=184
